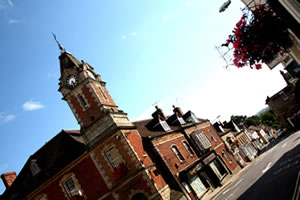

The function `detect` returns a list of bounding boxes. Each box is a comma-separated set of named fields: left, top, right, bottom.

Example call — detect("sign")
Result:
left=189, top=163, right=203, bottom=176
left=203, top=153, right=216, bottom=165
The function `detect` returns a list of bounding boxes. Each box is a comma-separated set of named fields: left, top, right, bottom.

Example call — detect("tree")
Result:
left=260, top=110, right=282, bottom=129
left=230, top=115, right=247, bottom=126
left=245, top=116, right=261, bottom=127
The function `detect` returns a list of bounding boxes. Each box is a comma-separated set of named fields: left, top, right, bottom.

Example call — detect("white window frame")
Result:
left=279, top=91, right=288, bottom=101
left=160, top=120, right=171, bottom=131
left=60, top=174, right=82, bottom=198
left=104, top=146, right=122, bottom=169
left=208, top=129, right=217, bottom=142
left=191, top=130, right=212, bottom=151
left=222, top=150, right=232, bottom=164
left=182, top=141, right=195, bottom=156
left=171, top=145, right=185, bottom=162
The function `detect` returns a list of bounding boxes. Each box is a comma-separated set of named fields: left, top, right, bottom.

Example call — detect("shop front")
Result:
left=202, top=152, right=228, bottom=188
left=179, top=152, right=229, bottom=199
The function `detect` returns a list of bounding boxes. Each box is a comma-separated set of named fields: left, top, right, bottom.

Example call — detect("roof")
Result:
left=133, top=113, right=207, bottom=138
left=248, top=126, right=261, bottom=131
left=1, top=129, right=85, bottom=200
left=133, top=119, right=181, bottom=137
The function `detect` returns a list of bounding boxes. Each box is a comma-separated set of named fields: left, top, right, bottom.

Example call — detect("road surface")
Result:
left=215, top=130, right=300, bottom=200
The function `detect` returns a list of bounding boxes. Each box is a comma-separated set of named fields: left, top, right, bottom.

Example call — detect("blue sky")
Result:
left=0, top=0, right=287, bottom=193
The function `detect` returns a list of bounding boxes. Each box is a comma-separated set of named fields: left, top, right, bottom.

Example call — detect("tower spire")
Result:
left=52, top=32, right=65, bottom=53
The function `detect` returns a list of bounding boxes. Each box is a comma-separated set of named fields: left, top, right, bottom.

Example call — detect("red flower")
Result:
left=255, top=64, right=262, bottom=70
left=223, top=4, right=292, bottom=69
left=112, top=163, right=128, bottom=181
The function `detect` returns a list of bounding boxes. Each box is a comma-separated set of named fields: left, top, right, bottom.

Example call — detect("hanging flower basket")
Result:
left=225, top=4, right=293, bottom=69
left=112, top=163, right=128, bottom=181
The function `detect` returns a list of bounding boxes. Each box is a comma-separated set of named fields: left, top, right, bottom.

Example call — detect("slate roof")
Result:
left=133, top=114, right=207, bottom=138
left=1, top=129, right=85, bottom=200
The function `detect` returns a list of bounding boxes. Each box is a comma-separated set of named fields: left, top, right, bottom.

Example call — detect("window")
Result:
left=279, top=91, right=288, bottom=101
left=208, top=129, right=217, bottom=142
left=187, top=112, right=199, bottom=123
left=178, top=117, right=185, bottom=125
left=191, top=130, right=211, bottom=151
left=105, top=146, right=122, bottom=168
left=222, top=150, right=232, bottom=164
left=183, top=141, right=194, bottom=156
left=160, top=121, right=171, bottom=131
left=171, top=145, right=185, bottom=162
left=30, top=160, right=41, bottom=176
left=78, top=94, right=88, bottom=109
left=62, top=176, right=81, bottom=198
left=98, top=86, right=108, bottom=100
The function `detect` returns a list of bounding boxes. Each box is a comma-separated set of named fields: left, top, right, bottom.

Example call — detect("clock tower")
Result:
left=57, top=49, right=133, bottom=148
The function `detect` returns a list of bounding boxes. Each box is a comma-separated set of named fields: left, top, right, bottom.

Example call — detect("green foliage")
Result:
left=260, top=110, right=282, bottom=129
left=230, top=115, right=247, bottom=126
left=231, top=110, right=283, bottom=129
left=245, top=116, right=261, bottom=127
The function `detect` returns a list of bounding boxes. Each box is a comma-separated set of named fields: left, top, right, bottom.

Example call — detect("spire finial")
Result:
left=52, top=32, right=65, bottom=53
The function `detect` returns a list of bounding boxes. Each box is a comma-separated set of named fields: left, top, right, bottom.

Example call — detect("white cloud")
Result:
left=121, top=35, right=127, bottom=40
left=7, top=0, right=13, bottom=7
left=8, top=19, right=20, bottom=24
left=4, top=114, right=15, bottom=122
left=131, top=32, right=137, bottom=36
left=163, top=15, right=168, bottom=20
left=0, top=113, right=16, bottom=123
left=22, top=100, right=45, bottom=111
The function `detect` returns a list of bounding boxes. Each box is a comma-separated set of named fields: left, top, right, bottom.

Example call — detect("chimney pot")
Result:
left=1, top=171, right=17, bottom=189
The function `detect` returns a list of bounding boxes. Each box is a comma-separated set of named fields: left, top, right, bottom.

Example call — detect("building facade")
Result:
left=134, top=106, right=239, bottom=200
left=1, top=50, right=172, bottom=200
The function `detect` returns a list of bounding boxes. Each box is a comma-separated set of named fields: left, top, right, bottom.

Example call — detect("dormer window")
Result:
left=160, top=120, right=171, bottom=131
left=30, top=160, right=41, bottom=176
left=186, top=112, right=199, bottom=123
left=178, top=117, right=185, bottom=125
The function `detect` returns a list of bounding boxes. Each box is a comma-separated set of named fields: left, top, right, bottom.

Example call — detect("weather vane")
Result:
left=52, top=32, right=65, bottom=53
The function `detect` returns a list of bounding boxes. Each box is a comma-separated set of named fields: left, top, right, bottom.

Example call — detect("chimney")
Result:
left=172, top=105, right=184, bottom=117
left=152, top=106, right=167, bottom=120
left=1, top=171, right=17, bottom=188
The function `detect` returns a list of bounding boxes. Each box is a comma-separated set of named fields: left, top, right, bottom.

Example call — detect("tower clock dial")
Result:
left=66, top=74, right=78, bottom=89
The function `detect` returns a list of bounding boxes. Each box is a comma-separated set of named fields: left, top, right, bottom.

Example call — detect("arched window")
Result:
left=182, top=141, right=194, bottom=156
left=171, top=145, right=185, bottom=162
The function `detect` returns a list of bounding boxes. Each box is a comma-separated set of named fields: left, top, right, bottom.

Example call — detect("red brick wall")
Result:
left=214, top=144, right=238, bottom=172
left=114, top=173, right=157, bottom=199
left=124, top=129, right=167, bottom=190
left=152, top=132, right=198, bottom=174
left=30, top=155, right=109, bottom=200
left=92, top=131, right=141, bottom=187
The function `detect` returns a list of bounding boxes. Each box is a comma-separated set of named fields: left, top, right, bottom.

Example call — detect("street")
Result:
left=215, top=130, right=300, bottom=200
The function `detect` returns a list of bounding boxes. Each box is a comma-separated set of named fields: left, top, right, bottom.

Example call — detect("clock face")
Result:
left=66, top=75, right=78, bottom=89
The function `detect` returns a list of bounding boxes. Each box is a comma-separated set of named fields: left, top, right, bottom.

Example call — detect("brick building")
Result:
left=0, top=49, right=175, bottom=200
left=134, top=106, right=239, bottom=200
